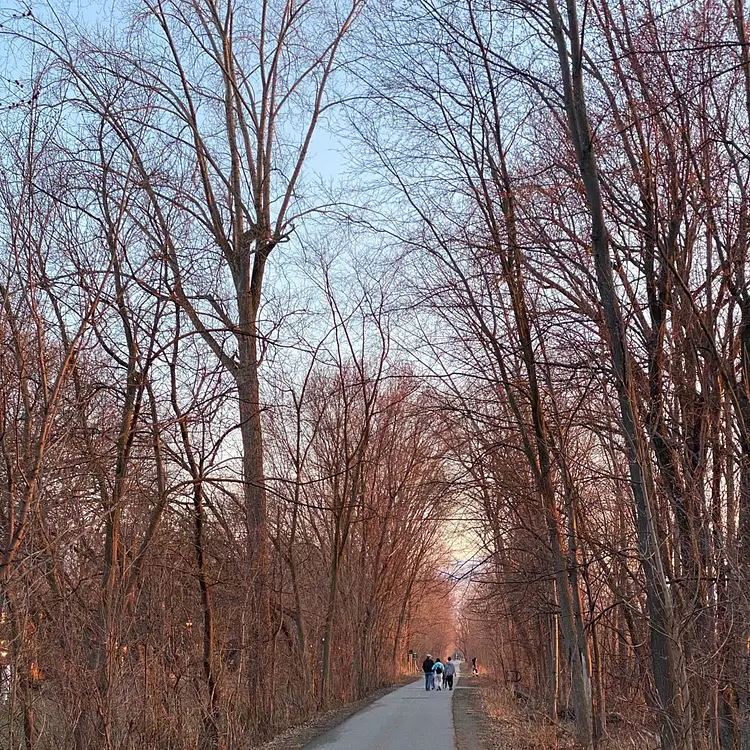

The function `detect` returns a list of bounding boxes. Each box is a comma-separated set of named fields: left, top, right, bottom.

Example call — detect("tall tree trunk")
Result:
left=549, top=611, right=559, bottom=724
left=320, top=543, right=341, bottom=706
left=546, top=3, right=695, bottom=747
left=236, top=360, right=271, bottom=722
left=467, top=73, right=595, bottom=742
left=7, top=595, right=35, bottom=750
left=194, top=477, right=222, bottom=750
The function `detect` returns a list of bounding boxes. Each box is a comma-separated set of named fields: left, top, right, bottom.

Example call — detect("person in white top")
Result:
left=432, top=658, right=445, bottom=690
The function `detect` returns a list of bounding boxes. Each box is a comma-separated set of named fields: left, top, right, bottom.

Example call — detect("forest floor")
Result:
left=459, top=676, right=660, bottom=750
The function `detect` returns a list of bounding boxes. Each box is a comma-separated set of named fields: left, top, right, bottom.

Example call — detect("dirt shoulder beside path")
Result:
left=251, top=675, right=419, bottom=750
left=454, top=677, right=584, bottom=750
left=453, top=675, right=495, bottom=750
left=454, top=676, right=564, bottom=750
left=455, top=677, right=656, bottom=750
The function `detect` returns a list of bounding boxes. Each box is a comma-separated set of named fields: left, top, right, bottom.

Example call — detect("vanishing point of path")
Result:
left=304, top=669, right=460, bottom=750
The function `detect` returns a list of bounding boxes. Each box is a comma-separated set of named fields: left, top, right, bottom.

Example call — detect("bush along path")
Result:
left=456, top=675, right=661, bottom=750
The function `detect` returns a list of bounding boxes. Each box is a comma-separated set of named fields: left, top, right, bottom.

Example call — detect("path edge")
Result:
left=453, top=675, right=490, bottom=750
left=251, top=674, right=421, bottom=750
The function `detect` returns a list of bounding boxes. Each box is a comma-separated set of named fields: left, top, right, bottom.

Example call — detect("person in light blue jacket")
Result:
left=432, top=658, right=445, bottom=690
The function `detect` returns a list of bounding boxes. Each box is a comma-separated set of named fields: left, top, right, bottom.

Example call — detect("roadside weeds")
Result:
left=457, top=677, right=660, bottom=750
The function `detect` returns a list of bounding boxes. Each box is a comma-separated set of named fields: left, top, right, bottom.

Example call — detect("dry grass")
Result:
left=480, top=687, right=660, bottom=750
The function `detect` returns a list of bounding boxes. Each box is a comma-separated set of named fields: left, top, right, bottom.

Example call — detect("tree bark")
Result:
left=546, top=2, right=694, bottom=747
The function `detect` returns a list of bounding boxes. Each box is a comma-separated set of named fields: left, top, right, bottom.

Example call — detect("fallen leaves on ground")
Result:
left=480, top=687, right=660, bottom=750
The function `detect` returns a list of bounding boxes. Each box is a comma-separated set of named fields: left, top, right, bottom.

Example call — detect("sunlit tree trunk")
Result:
left=546, top=3, right=694, bottom=746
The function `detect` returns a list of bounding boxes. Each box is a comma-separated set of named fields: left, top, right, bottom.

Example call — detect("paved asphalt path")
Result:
left=305, top=664, right=459, bottom=750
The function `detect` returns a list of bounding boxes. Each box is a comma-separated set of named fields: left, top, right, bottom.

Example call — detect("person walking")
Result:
left=444, top=656, right=456, bottom=690
left=471, top=656, right=478, bottom=676
left=422, top=654, right=435, bottom=691
left=432, top=657, right=444, bottom=690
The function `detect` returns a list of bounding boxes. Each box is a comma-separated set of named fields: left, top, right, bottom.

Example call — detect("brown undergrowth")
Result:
left=480, top=685, right=660, bottom=750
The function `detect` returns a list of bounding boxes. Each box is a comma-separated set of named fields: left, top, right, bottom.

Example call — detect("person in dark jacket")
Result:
left=422, top=654, right=435, bottom=691
left=443, top=657, right=456, bottom=690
